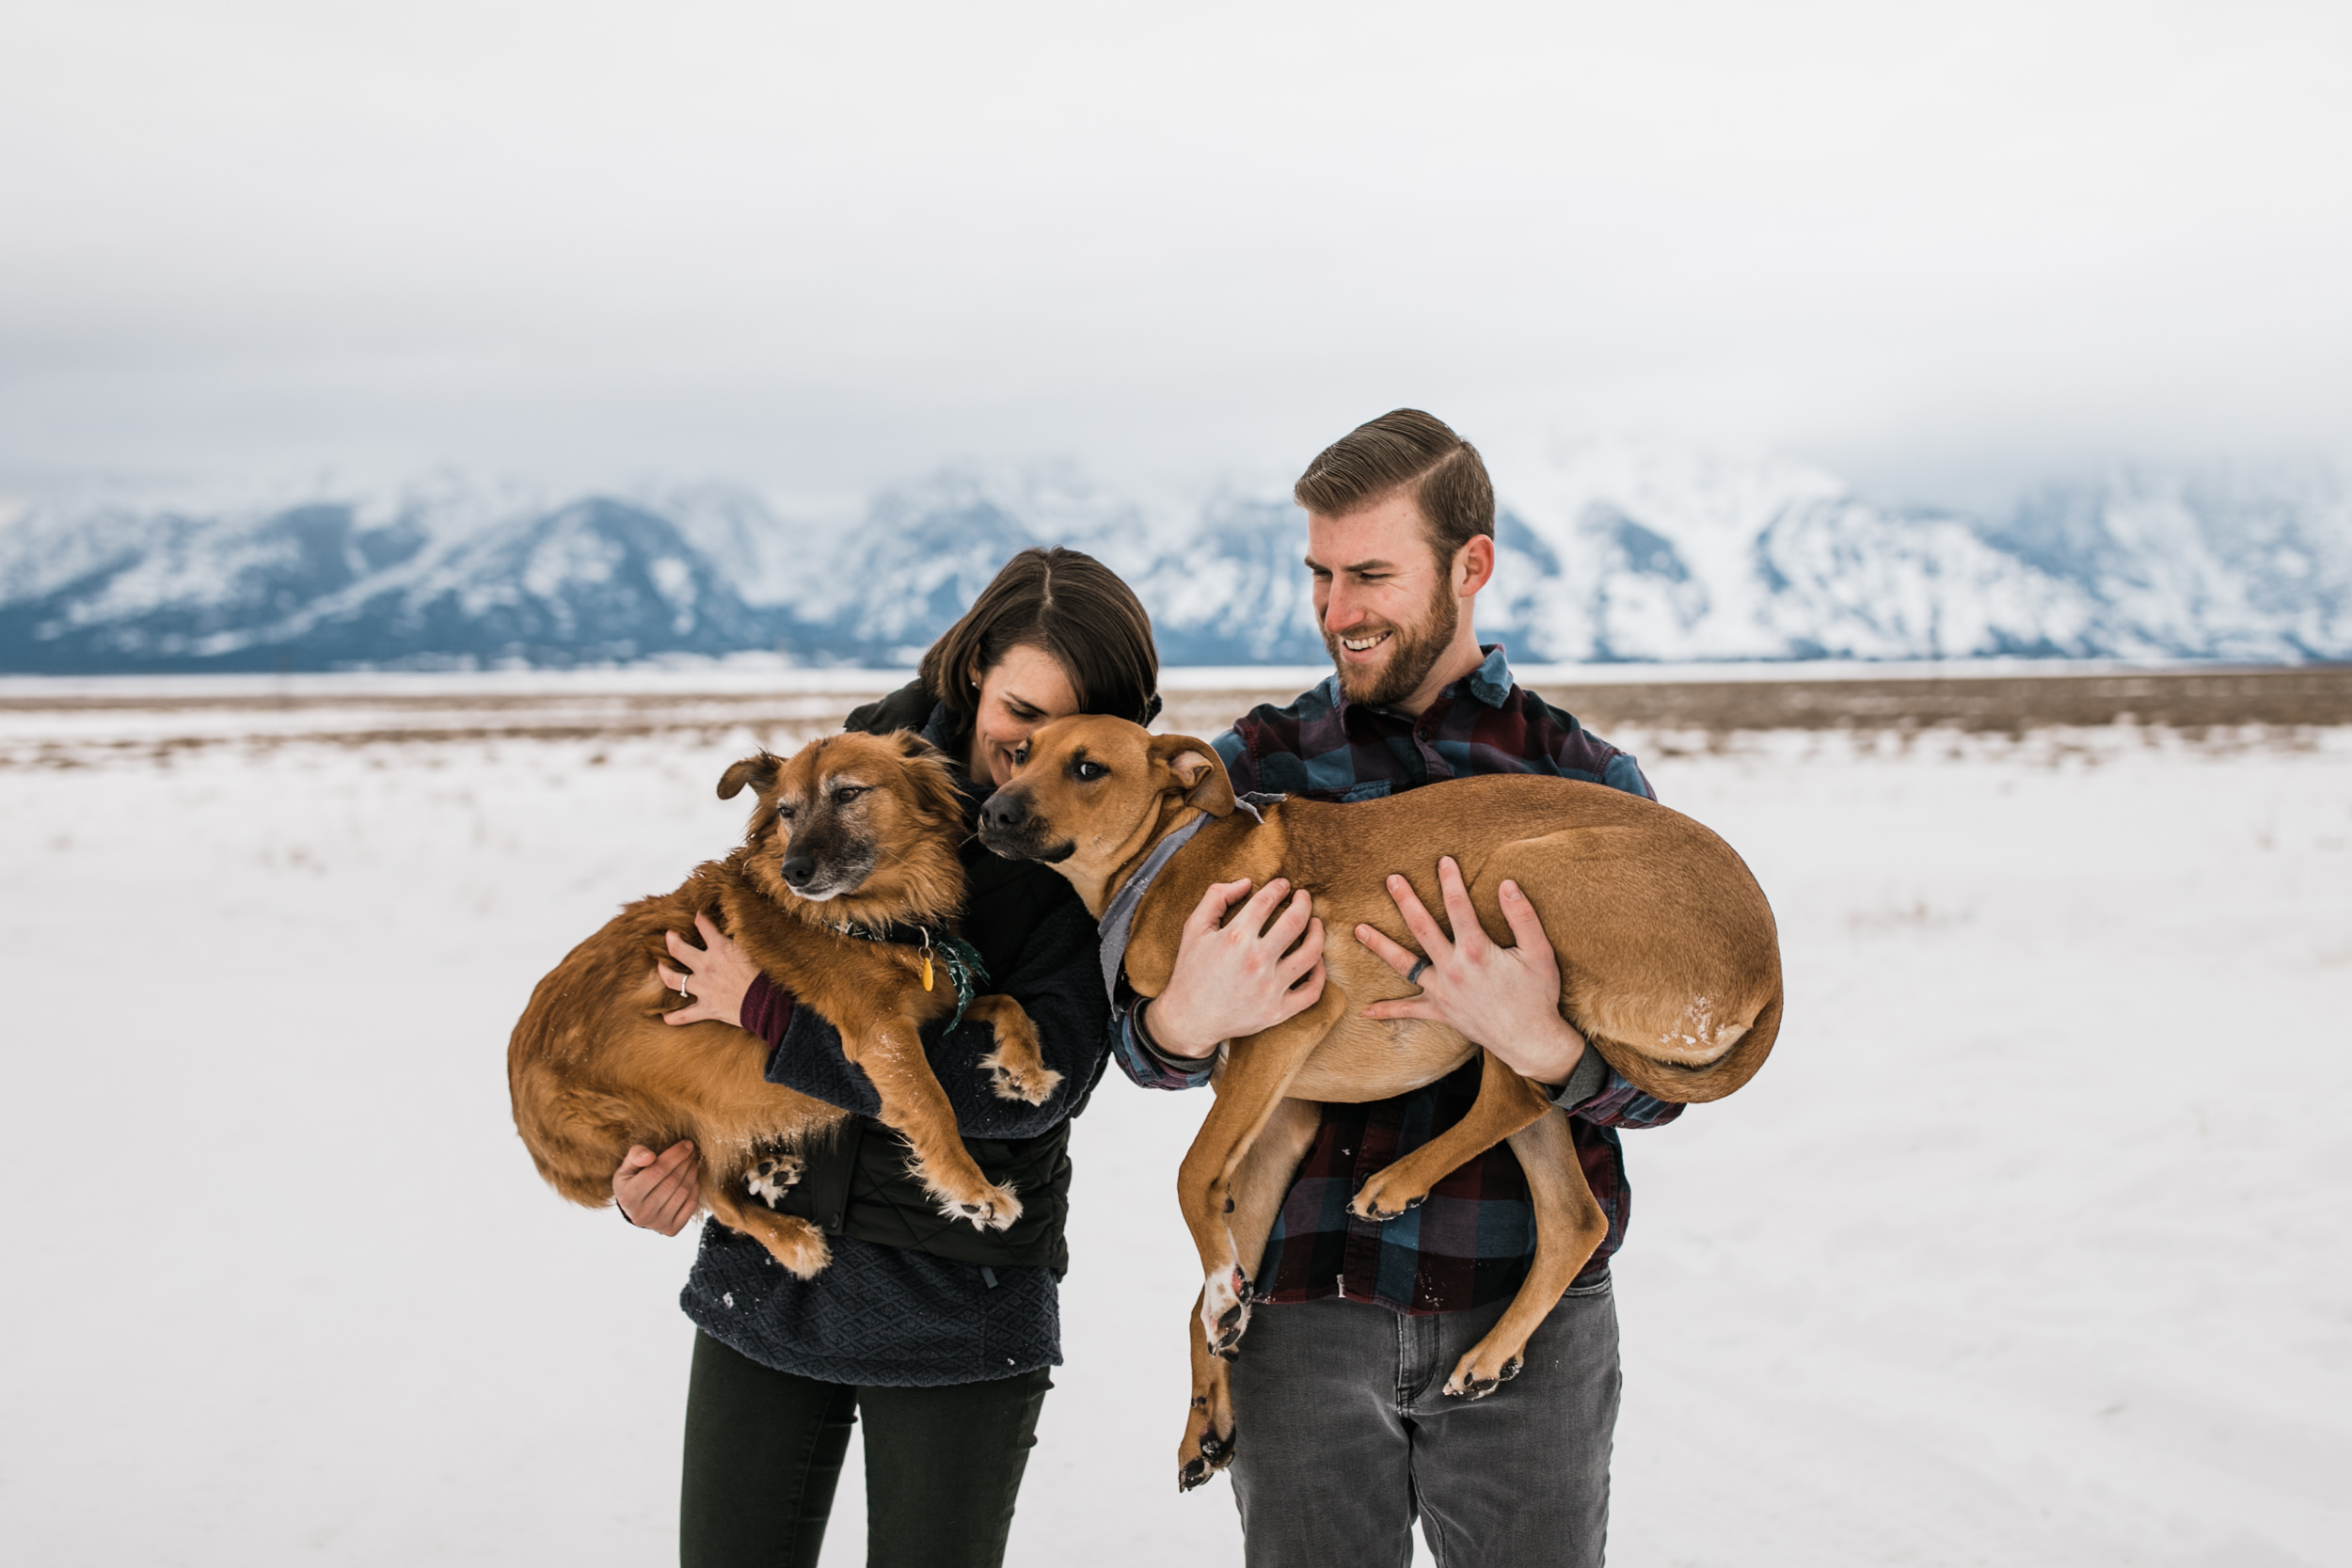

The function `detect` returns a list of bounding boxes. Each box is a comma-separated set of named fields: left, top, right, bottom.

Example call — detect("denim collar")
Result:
left=1094, top=797, right=1264, bottom=1004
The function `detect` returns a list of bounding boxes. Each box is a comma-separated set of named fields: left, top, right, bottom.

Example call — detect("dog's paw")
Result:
left=1178, top=1386, right=1239, bottom=1492
left=1346, top=1175, right=1428, bottom=1223
left=1178, top=1423, right=1238, bottom=1491
left=1441, top=1347, right=1525, bottom=1401
left=937, top=1183, right=1024, bottom=1232
left=756, top=1218, right=831, bottom=1279
left=744, top=1155, right=804, bottom=1209
left=1199, top=1268, right=1253, bottom=1359
left=978, top=1047, right=1064, bottom=1107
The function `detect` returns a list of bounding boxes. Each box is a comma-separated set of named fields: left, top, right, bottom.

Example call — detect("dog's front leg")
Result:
left=850, top=1016, right=1024, bottom=1229
left=1177, top=984, right=1349, bottom=1359
left=961, top=993, right=1065, bottom=1106
left=1176, top=1095, right=1321, bottom=1492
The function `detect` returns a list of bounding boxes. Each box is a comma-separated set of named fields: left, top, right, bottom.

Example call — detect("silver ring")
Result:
left=1406, top=957, right=1431, bottom=987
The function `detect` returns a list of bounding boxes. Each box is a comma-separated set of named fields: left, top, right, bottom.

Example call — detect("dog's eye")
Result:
left=1013, top=742, right=1029, bottom=766
left=774, top=803, right=797, bottom=822
left=831, top=785, right=867, bottom=804
left=1073, top=759, right=1109, bottom=782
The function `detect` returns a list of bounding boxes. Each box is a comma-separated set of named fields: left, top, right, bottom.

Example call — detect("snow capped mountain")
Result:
left=2, top=451, right=2346, bottom=673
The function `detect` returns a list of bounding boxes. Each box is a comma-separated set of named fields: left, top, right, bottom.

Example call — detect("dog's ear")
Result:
left=1149, top=733, right=1236, bottom=817
left=894, top=731, right=948, bottom=764
left=896, top=740, right=966, bottom=831
left=717, top=751, right=781, bottom=801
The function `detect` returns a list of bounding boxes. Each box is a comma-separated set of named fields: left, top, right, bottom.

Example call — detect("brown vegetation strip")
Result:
left=3, top=668, right=2347, bottom=765
left=1528, top=667, right=2352, bottom=735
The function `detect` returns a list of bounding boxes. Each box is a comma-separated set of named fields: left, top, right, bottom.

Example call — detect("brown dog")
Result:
left=507, top=731, right=1063, bottom=1276
left=978, top=715, right=1781, bottom=1488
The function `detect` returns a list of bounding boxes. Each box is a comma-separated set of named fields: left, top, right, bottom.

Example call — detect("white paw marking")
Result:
left=1200, top=1270, right=1250, bottom=1342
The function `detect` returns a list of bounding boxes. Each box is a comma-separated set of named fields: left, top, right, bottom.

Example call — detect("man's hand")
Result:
left=1355, top=857, right=1587, bottom=1086
left=656, top=911, right=755, bottom=1029
left=1142, top=878, right=1327, bottom=1061
left=613, top=1140, right=702, bottom=1235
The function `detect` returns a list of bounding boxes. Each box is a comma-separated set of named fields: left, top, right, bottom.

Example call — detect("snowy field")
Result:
left=3, top=707, right=2349, bottom=1566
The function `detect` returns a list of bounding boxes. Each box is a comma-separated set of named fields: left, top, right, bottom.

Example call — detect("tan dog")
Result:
left=507, top=731, right=1062, bottom=1276
left=978, top=715, right=1781, bottom=1488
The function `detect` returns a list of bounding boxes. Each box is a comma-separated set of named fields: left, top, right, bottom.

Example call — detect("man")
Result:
left=1109, top=409, right=1680, bottom=1567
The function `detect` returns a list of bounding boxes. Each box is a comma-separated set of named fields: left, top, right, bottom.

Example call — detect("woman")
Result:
left=619, top=546, right=1159, bottom=1568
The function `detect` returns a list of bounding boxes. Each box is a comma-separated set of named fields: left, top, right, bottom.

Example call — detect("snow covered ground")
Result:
left=3, top=712, right=2347, bottom=1565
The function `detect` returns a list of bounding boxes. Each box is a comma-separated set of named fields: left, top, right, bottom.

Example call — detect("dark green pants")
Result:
left=679, top=1331, right=1053, bottom=1568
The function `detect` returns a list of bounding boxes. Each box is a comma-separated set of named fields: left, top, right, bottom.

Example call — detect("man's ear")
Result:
left=717, top=752, right=781, bottom=800
left=1149, top=733, right=1236, bottom=817
left=1456, top=533, right=1496, bottom=597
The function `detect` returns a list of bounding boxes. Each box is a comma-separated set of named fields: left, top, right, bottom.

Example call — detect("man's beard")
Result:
left=1324, top=574, right=1460, bottom=709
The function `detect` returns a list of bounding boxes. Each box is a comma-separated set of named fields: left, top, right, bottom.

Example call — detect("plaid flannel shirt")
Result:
left=1110, top=645, right=1685, bottom=1316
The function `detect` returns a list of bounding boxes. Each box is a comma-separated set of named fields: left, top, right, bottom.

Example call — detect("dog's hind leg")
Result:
left=962, top=994, right=1064, bottom=1107
left=1442, top=1107, right=1608, bottom=1399
left=1179, top=1293, right=1231, bottom=1495
left=1180, top=984, right=1349, bottom=1359
left=1349, top=1049, right=1553, bottom=1222
left=1177, top=1096, right=1320, bottom=1492
left=704, top=1181, right=833, bottom=1279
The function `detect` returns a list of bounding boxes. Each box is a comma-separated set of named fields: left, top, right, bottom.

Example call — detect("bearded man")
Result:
left=1108, top=409, right=1681, bottom=1568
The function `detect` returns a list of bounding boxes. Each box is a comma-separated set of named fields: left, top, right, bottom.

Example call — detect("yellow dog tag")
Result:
left=923, top=952, right=935, bottom=991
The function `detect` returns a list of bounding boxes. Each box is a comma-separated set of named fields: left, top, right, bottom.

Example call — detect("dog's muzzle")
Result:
left=780, top=847, right=866, bottom=901
left=977, top=787, right=1073, bottom=863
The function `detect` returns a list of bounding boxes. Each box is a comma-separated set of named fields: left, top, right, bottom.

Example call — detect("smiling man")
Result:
left=1109, top=410, right=1681, bottom=1568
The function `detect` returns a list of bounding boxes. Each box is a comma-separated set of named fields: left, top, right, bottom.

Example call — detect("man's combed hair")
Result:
left=920, top=546, right=1161, bottom=733
left=1293, top=408, right=1495, bottom=562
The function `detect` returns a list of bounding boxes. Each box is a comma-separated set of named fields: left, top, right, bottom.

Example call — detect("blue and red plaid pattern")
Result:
left=1110, top=645, right=1684, bottom=1315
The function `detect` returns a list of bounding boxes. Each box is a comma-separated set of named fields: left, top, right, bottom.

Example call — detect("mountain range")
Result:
left=2, top=451, right=2347, bottom=673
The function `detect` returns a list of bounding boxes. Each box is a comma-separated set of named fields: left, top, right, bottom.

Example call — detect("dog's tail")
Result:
left=1586, top=986, right=1783, bottom=1105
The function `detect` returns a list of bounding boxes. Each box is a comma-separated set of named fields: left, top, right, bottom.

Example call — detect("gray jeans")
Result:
left=1227, top=1276, right=1620, bottom=1568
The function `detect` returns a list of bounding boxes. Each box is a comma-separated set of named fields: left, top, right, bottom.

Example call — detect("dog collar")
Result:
left=1096, top=798, right=1263, bottom=1004
left=833, top=919, right=990, bottom=1030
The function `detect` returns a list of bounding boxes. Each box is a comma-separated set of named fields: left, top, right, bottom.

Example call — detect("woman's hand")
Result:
left=657, top=911, right=756, bottom=1029
left=1142, top=878, right=1327, bottom=1061
left=1355, top=858, right=1588, bottom=1087
left=614, top=1140, right=702, bottom=1234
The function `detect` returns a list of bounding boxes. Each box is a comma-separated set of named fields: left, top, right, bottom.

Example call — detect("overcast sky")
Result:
left=4, top=0, right=2349, bottom=508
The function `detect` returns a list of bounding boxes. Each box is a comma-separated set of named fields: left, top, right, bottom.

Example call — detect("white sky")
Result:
left=3, top=0, right=2349, bottom=505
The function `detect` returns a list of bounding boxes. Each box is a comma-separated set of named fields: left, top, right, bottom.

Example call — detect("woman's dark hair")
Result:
left=919, top=546, right=1161, bottom=732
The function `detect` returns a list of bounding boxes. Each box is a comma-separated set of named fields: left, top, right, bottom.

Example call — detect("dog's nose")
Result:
left=981, top=791, right=1028, bottom=834
left=781, top=851, right=816, bottom=887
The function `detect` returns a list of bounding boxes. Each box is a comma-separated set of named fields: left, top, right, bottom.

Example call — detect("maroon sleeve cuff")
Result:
left=739, top=973, right=796, bottom=1046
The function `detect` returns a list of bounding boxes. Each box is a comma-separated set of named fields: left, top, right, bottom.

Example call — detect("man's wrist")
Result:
left=1504, top=1016, right=1588, bottom=1090
left=1549, top=1038, right=1610, bottom=1108
left=1136, top=997, right=1217, bottom=1064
